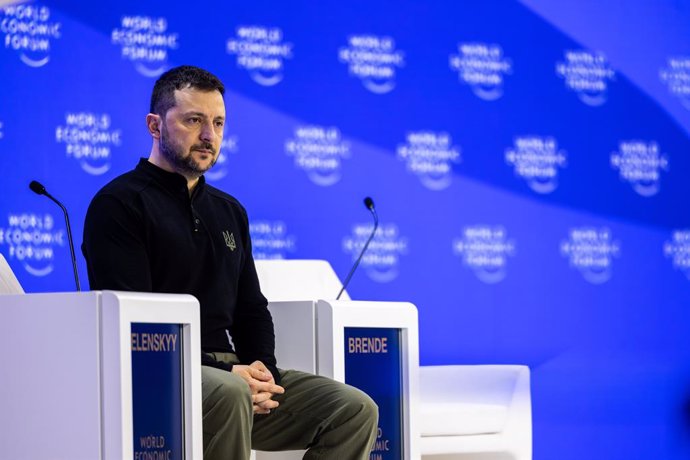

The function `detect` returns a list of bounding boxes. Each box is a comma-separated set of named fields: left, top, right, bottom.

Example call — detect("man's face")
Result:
left=159, top=86, right=226, bottom=178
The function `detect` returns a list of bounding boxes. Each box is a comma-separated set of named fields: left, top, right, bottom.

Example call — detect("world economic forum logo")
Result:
left=226, top=25, right=293, bottom=86
left=0, top=212, right=64, bottom=277
left=338, top=34, right=405, bottom=94
left=452, top=225, right=515, bottom=284
left=505, top=136, right=567, bottom=194
left=664, top=230, right=690, bottom=280
left=111, top=15, right=179, bottom=77
left=560, top=227, right=620, bottom=284
left=55, top=112, right=122, bottom=176
left=1, top=3, right=61, bottom=67
left=342, top=223, right=408, bottom=283
left=250, top=220, right=296, bottom=260
left=556, top=50, right=615, bottom=106
left=205, top=134, right=239, bottom=182
left=449, top=42, right=512, bottom=101
left=659, top=56, right=690, bottom=110
left=610, top=140, right=669, bottom=197
left=285, top=125, right=350, bottom=186
left=396, top=131, right=461, bottom=190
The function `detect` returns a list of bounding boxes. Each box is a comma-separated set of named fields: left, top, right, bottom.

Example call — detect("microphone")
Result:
left=29, top=180, right=81, bottom=291
left=337, top=197, right=379, bottom=300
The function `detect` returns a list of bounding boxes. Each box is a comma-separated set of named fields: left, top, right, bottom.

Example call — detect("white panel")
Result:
left=0, top=292, right=102, bottom=460
left=101, top=290, right=203, bottom=460
left=317, top=300, right=421, bottom=460
left=268, top=301, right=317, bottom=373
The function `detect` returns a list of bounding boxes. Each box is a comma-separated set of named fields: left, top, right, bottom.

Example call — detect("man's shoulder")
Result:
left=83, top=167, right=152, bottom=230
left=88, top=167, right=152, bottom=211
left=203, top=183, right=247, bottom=215
left=96, top=168, right=149, bottom=198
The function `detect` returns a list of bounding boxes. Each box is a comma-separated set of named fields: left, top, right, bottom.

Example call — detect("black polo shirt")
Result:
left=82, top=159, right=278, bottom=381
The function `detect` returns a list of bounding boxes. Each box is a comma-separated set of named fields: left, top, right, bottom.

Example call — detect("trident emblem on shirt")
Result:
left=223, top=230, right=236, bottom=251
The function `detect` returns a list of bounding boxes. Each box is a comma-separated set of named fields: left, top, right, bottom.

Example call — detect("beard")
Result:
left=159, top=122, right=217, bottom=178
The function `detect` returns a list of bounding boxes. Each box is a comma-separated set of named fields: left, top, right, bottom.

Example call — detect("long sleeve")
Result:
left=229, top=210, right=280, bottom=384
left=82, top=192, right=239, bottom=374
left=82, top=193, right=152, bottom=292
left=82, top=162, right=278, bottom=379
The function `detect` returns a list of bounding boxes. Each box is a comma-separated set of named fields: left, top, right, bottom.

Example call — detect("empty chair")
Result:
left=419, top=365, right=531, bottom=460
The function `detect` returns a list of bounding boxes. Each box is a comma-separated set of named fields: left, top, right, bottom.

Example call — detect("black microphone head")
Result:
left=29, top=180, right=46, bottom=195
left=364, top=196, right=375, bottom=210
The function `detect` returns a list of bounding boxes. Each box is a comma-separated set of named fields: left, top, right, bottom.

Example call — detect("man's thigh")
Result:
left=201, top=364, right=252, bottom=405
left=201, top=365, right=253, bottom=439
left=251, top=369, right=374, bottom=451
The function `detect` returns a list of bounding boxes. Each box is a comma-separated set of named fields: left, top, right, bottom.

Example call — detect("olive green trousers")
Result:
left=202, top=353, right=378, bottom=460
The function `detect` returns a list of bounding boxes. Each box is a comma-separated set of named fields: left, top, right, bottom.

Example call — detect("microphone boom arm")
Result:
left=47, top=193, right=81, bottom=292
left=337, top=200, right=378, bottom=300
left=29, top=181, right=81, bottom=291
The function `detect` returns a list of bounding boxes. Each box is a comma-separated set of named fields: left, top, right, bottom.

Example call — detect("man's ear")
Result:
left=146, top=113, right=161, bottom=139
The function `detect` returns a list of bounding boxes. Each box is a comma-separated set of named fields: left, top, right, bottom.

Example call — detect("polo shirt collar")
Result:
left=136, top=158, right=207, bottom=196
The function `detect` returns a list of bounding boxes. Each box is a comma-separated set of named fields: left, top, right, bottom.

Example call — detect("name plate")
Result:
left=344, top=327, right=403, bottom=460
left=131, top=323, right=185, bottom=460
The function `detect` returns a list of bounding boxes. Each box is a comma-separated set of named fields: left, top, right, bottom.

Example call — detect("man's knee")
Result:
left=342, top=385, right=379, bottom=427
left=359, top=390, right=379, bottom=428
left=361, top=391, right=378, bottom=422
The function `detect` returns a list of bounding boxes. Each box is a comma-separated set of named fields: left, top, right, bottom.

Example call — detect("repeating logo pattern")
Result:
left=250, top=220, right=296, bottom=260
left=452, top=225, right=515, bottom=283
left=0, top=212, right=63, bottom=277
left=1, top=3, right=61, bottom=67
left=396, top=131, right=461, bottom=190
left=610, top=140, right=669, bottom=197
left=449, top=42, right=512, bottom=100
left=226, top=25, right=293, bottom=86
left=342, top=223, right=408, bottom=283
left=55, top=112, right=122, bottom=175
left=663, top=230, right=690, bottom=280
left=111, top=15, right=179, bottom=77
left=505, top=136, right=567, bottom=194
left=285, top=125, right=351, bottom=186
left=659, top=56, right=690, bottom=109
left=338, top=34, right=405, bottom=94
left=560, top=227, right=620, bottom=284
left=556, top=50, right=615, bottom=106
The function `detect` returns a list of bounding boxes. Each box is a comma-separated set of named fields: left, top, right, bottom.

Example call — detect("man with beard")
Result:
left=82, top=65, right=378, bottom=460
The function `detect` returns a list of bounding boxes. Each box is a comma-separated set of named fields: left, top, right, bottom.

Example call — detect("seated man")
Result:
left=82, top=65, right=378, bottom=460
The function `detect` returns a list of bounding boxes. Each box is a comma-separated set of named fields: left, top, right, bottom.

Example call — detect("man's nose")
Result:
left=200, top=122, right=216, bottom=143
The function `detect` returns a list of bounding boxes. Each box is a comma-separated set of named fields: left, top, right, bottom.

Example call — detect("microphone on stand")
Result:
left=337, top=197, right=378, bottom=300
left=29, top=180, right=81, bottom=291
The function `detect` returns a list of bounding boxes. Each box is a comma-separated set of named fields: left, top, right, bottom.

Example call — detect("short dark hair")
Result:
left=150, top=65, right=225, bottom=116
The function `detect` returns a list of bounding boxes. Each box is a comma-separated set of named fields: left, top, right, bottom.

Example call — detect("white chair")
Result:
left=252, top=259, right=349, bottom=460
left=419, top=365, right=532, bottom=460
left=256, top=259, right=532, bottom=460
left=0, top=252, right=24, bottom=294
left=255, top=259, right=349, bottom=301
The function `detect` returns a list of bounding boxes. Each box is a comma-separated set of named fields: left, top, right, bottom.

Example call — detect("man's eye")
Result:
left=189, top=117, right=201, bottom=123
left=215, top=121, right=225, bottom=128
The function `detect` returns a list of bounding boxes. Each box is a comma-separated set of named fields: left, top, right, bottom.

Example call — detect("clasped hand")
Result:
left=231, top=361, right=285, bottom=414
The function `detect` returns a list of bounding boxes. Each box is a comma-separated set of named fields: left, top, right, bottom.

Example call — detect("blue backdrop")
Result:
left=2, top=1, right=689, bottom=458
